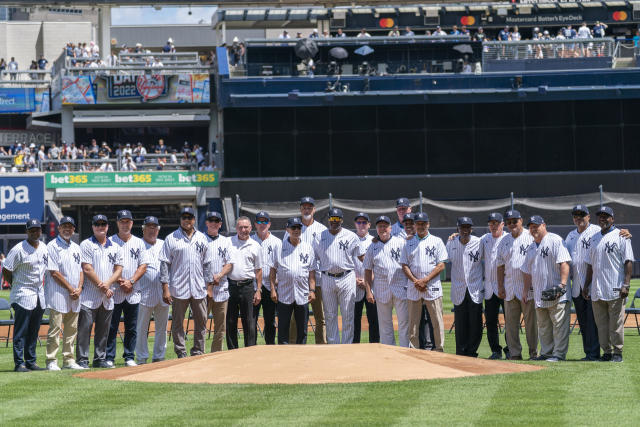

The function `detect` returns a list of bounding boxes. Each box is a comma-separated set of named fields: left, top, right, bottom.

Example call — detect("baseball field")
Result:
left=1, top=282, right=640, bottom=426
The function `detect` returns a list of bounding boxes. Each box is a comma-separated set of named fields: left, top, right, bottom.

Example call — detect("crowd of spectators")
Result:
left=0, top=55, right=48, bottom=80
left=0, top=138, right=215, bottom=173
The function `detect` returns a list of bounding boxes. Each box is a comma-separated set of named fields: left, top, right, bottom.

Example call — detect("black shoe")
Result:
left=14, top=364, right=30, bottom=372
left=533, top=355, right=550, bottom=361
left=503, top=349, right=511, bottom=360
left=77, top=361, right=89, bottom=369
left=601, top=354, right=612, bottom=362
left=177, top=353, right=187, bottom=359
left=488, top=351, right=502, bottom=360
left=612, top=354, right=623, bottom=363
left=26, top=364, right=46, bottom=371
left=580, top=356, right=600, bottom=362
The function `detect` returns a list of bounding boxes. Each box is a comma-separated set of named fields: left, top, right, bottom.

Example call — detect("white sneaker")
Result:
left=125, top=359, right=138, bottom=367
left=63, top=361, right=88, bottom=370
left=105, top=360, right=114, bottom=368
left=46, top=361, right=61, bottom=371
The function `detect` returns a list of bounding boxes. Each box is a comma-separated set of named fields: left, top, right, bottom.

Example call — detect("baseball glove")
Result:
left=541, top=285, right=566, bottom=301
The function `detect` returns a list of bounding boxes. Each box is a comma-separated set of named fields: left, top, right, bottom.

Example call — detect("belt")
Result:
left=322, top=270, right=351, bottom=278
left=228, top=279, right=253, bottom=286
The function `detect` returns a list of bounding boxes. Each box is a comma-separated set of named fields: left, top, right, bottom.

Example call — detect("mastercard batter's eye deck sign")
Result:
left=379, top=18, right=395, bottom=28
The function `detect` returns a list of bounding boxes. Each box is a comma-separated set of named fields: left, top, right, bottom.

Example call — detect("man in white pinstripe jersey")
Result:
left=353, top=212, right=379, bottom=343
left=2, top=219, right=48, bottom=372
left=313, top=208, right=365, bottom=344
left=45, top=216, right=85, bottom=370
left=270, top=217, right=317, bottom=344
left=106, top=210, right=149, bottom=367
left=76, top=215, right=123, bottom=369
left=204, top=211, right=234, bottom=353
left=401, top=212, right=448, bottom=351
left=447, top=217, right=485, bottom=357
left=496, top=209, right=538, bottom=360
left=364, top=215, right=410, bottom=347
left=521, top=215, right=572, bottom=362
left=135, top=216, right=170, bottom=364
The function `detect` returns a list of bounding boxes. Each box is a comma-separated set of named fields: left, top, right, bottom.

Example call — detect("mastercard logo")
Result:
left=379, top=18, right=394, bottom=28
left=460, top=16, right=476, bottom=26
left=613, top=11, right=628, bottom=21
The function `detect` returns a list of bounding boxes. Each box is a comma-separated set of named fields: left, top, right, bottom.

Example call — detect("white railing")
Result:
left=38, top=153, right=196, bottom=172
left=0, top=69, right=51, bottom=85
left=482, top=37, right=615, bottom=61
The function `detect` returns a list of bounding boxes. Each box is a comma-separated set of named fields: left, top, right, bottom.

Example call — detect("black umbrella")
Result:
left=329, top=47, right=348, bottom=60
left=294, top=38, right=319, bottom=59
left=452, top=44, right=474, bottom=55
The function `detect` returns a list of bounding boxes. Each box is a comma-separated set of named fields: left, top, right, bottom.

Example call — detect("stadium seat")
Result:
left=0, top=299, right=14, bottom=347
left=624, top=288, right=640, bottom=335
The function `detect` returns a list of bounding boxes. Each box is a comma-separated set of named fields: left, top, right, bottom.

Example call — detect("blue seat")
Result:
left=624, top=287, right=640, bottom=335
left=0, top=299, right=15, bottom=347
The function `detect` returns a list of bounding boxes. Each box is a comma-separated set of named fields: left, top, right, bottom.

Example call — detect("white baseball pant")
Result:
left=136, top=303, right=170, bottom=363
left=321, top=271, right=356, bottom=344
left=376, top=295, right=410, bottom=347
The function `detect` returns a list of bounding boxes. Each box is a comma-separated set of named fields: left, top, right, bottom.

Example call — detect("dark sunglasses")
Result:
left=289, top=225, right=302, bottom=230
left=208, top=218, right=221, bottom=223
left=93, top=222, right=108, bottom=227
left=180, top=215, right=194, bottom=220
left=505, top=219, right=519, bottom=225
left=355, top=220, right=369, bottom=225
left=255, top=220, right=269, bottom=225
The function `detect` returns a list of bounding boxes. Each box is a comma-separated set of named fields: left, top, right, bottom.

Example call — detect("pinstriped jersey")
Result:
left=45, top=236, right=82, bottom=313
left=207, top=234, right=234, bottom=302
left=481, top=232, right=507, bottom=299
left=496, top=230, right=534, bottom=301
left=159, top=228, right=211, bottom=300
left=587, top=228, right=634, bottom=302
left=272, top=238, right=316, bottom=305
left=138, top=238, right=166, bottom=307
left=251, top=232, right=282, bottom=290
left=565, top=224, right=600, bottom=298
left=5, top=240, right=47, bottom=310
left=391, top=222, right=407, bottom=238
left=313, top=228, right=364, bottom=273
left=285, top=219, right=327, bottom=286
left=521, top=233, right=572, bottom=308
left=355, top=233, right=374, bottom=301
left=80, top=236, right=124, bottom=310
left=110, top=234, right=150, bottom=305
left=400, top=234, right=448, bottom=301
left=363, top=236, right=407, bottom=304
left=447, top=236, right=485, bottom=306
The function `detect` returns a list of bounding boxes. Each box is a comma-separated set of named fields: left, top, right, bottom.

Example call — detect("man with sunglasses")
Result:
left=496, top=210, right=538, bottom=360
left=204, top=211, right=234, bottom=352
left=353, top=212, right=379, bottom=343
left=251, top=211, right=281, bottom=345
left=313, top=208, right=365, bottom=344
left=77, top=215, right=123, bottom=369
left=160, top=207, right=212, bottom=358
left=391, top=197, right=412, bottom=238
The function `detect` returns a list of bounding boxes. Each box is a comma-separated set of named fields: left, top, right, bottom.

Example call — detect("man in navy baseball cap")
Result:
left=392, top=198, right=412, bottom=238
left=353, top=211, right=378, bottom=344
left=286, top=217, right=302, bottom=228
left=117, top=210, right=133, bottom=221
left=92, top=214, right=108, bottom=225
left=143, top=216, right=159, bottom=225
left=457, top=216, right=473, bottom=226
left=180, top=207, right=195, bottom=218
left=572, top=205, right=589, bottom=216
left=484, top=211, right=509, bottom=361
left=26, top=219, right=42, bottom=230
left=255, top=211, right=270, bottom=223
left=375, top=215, right=391, bottom=224
left=59, top=216, right=75, bottom=227
left=300, top=196, right=315, bottom=206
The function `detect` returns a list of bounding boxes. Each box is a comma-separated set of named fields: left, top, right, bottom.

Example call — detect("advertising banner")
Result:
left=62, top=74, right=210, bottom=105
left=0, top=129, right=61, bottom=146
left=0, top=176, right=45, bottom=224
left=46, top=171, right=219, bottom=188
left=0, top=88, right=36, bottom=113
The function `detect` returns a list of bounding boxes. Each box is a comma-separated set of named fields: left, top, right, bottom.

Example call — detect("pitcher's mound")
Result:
left=76, top=344, right=542, bottom=384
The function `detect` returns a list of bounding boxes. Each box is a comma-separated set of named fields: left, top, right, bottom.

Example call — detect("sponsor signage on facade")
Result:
left=0, top=176, right=45, bottom=224
left=46, top=171, right=219, bottom=188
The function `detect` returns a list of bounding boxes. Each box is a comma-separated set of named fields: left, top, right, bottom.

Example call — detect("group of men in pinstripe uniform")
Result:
left=1, top=197, right=634, bottom=372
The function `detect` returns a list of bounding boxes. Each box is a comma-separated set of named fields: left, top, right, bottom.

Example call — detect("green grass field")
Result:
left=1, top=283, right=640, bottom=426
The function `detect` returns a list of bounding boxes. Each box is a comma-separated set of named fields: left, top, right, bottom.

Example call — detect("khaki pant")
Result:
left=504, top=298, right=538, bottom=359
left=46, top=309, right=79, bottom=365
left=290, top=287, right=327, bottom=344
left=408, top=297, right=444, bottom=351
left=592, top=298, right=625, bottom=355
left=208, top=299, right=228, bottom=353
left=171, top=297, right=207, bottom=357
left=536, top=302, right=570, bottom=359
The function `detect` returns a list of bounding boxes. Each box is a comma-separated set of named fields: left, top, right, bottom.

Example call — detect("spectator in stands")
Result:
left=13, top=146, right=24, bottom=171
left=404, top=26, right=415, bottom=37
left=199, top=160, right=215, bottom=171
left=156, top=157, right=166, bottom=170
left=163, top=38, right=176, bottom=53
left=335, top=28, right=346, bottom=38
left=155, top=139, right=168, bottom=154
left=121, top=154, right=137, bottom=171
left=122, top=143, right=133, bottom=157
left=499, top=26, right=510, bottom=41
left=192, top=144, right=204, bottom=167
left=322, top=30, right=330, bottom=38
left=87, top=139, right=98, bottom=159
left=99, top=141, right=111, bottom=158
left=474, top=27, right=486, bottom=42
left=388, top=26, right=400, bottom=37
left=107, top=50, right=118, bottom=67
left=0, top=145, right=8, bottom=155
left=89, top=41, right=99, bottom=57
left=278, top=30, right=290, bottom=40
left=48, top=143, right=61, bottom=160
left=229, top=38, right=242, bottom=66
left=357, top=28, right=371, bottom=38
left=461, top=26, right=470, bottom=37
left=0, top=58, right=6, bottom=77
left=433, top=26, right=446, bottom=36
left=8, top=57, right=18, bottom=80
left=593, top=21, right=607, bottom=38
left=97, top=152, right=113, bottom=171
left=0, top=164, right=5, bottom=173
left=151, top=57, right=164, bottom=68
left=451, top=25, right=461, bottom=36
left=169, top=149, right=178, bottom=164
left=28, top=61, right=38, bottom=80
left=133, top=142, right=147, bottom=163
left=37, top=55, right=48, bottom=70
left=182, top=141, right=191, bottom=155
left=36, top=145, right=46, bottom=163
left=81, top=161, right=93, bottom=172
left=309, top=29, right=319, bottom=39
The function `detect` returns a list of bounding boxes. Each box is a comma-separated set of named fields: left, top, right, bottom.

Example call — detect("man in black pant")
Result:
left=353, top=212, right=379, bottom=343
left=227, top=216, right=263, bottom=349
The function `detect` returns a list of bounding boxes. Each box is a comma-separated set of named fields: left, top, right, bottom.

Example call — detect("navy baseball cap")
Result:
left=375, top=215, right=391, bottom=224
left=206, top=211, right=222, bottom=220
left=300, top=196, right=315, bottom=206
left=527, top=215, right=545, bottom=226
left=504, top=209, right=521, bottom=220
left=59, top=216, right=76, bottom=227
left=26, top=219, right=42, bottom=229
left=117, top=210, right=133, bottom=221
left=403, top=212, right=415, bottom=222
left=286, top=217, right=303, bottom=228
left=328, top=208, right=343, bottom=219
left=396, top=197, right=410, bottom=207
left=354, top=212, right=370, bottom=221
left=180, top=207, right=195, bottom=217
left=572, top=204, right=590, bottom=215
left=255, top=211, right=270, bottom=221
left=488, top=212, right=503, bottom=223
left=92, top=214, right=108, bottom=224
left=457, top=217, right=473, bottom=226
left=414, top=212, right=429, bottom=223
left=144, top=216, right=159, bottom=225
left=596, top=206, right=614, bottom=217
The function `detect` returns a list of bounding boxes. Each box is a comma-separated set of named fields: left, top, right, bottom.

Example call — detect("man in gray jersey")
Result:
left=45, top=216, right=85, bottom=370
left=3, top=219, right=48, bottom=372
left=106, top=210, right=148, bottom=367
